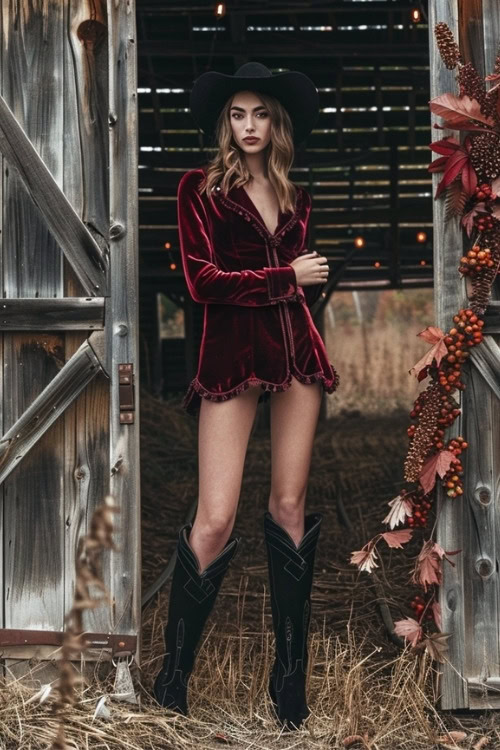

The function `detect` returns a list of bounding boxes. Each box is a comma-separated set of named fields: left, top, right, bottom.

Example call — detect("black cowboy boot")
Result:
left=264, top=511, right=322, bottom=729
left=153, top=524, right=239, bottom=714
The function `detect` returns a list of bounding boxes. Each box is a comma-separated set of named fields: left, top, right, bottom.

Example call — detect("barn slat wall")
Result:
left=136, top=2, right=434, bottom=290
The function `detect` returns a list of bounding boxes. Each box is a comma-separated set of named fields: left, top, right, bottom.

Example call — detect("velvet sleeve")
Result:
left=298, top=189, right=326, bottom=310
left=177, top=172, right=298, bottom=306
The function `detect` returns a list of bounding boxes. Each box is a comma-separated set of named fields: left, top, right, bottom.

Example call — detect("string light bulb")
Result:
left=164, top=241, right=171, bottom=249
left=420, top=259, right=427, bottom=266
left=416, top=231, right=427, bottom=243
left=411, top=7, right=421, bottom=23
left=374, top=261, right=381, bottom=268
left=214, top=2, right=226, bottom=17
left=170, top=262, right=177, bottom=270
left=354, top=236, right=365, bottom=248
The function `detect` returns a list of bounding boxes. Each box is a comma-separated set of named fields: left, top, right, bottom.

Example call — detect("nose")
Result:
left=244, top=116, right=255, bottom=133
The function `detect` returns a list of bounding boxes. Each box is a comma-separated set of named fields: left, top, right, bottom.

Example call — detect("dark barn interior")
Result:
left=136, top=0, right=433, bottom=399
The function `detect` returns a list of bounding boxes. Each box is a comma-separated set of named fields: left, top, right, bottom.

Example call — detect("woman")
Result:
left=153, top=62, right=339, bottom=729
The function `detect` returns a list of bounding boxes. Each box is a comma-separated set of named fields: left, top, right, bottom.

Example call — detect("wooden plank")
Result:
left=0, top=0, right=4, bottom=647
left=461, top=363, right=500, bottom=708
left=1, top=1, right=67, bottom=668
left=430, top=0, right=468, bottom=710
left=0, top=338, right=102, bottom=486
left=0, top=91, right=108, bottom=296
left=107, top=0, right=141, bottom=656
left=62, top=0, right=113, bottom=642
left=0, top=298, right=104, bottom=330
left=67, top=2, right=109, bottom=238
left=470, top=338, right=500, bottom=401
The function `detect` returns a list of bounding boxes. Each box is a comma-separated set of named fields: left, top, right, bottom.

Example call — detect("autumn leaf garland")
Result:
left=350, top=24, right=500, bottom=662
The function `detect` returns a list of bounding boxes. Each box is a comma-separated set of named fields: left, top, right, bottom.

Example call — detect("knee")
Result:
left=193, top=508, right=235, bottom=545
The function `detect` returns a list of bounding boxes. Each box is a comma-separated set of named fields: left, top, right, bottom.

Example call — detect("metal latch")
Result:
left=118, top=364, right=135, bottom=424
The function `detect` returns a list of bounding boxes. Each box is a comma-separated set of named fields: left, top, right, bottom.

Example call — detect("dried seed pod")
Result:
left=434, top=22, right=462, bottom=69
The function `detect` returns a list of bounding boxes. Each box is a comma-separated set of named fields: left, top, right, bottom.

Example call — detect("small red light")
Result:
left=374, top=261, right=381, bottom=268
left=420, top=260, right=427, bottom=266
left=164, top=241, right=171, bottom=250
left=170, top=262, right=176, bottom=270
left=411, top=7, right=421, bottom=23
left=416, top=231, right=427, bottom=243
left=354, top=236, right=365, bottom=248
left=215, top=2, right=226, bottom=17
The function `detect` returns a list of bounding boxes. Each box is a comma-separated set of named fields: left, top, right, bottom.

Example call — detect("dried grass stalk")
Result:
left=51, top=496, right=119, bottom=750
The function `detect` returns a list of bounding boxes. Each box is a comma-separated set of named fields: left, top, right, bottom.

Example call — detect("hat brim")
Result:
left=189, top=70, right=319, bottom=146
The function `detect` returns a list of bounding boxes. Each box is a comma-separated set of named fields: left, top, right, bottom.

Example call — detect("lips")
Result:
left=243, top=137, right=259, bottom=143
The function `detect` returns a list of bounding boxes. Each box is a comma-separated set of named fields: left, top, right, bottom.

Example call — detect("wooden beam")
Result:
left=107, top=0, right=141, bottom=655
left=0, top=93, right=108, bottom=296
left=0, top=298, right=104, bottom=331
left=0, top=339, right=103, bottom=486
left=430, top=0, right=468, bottom=710
left=138, top=41, right=427, bottom=58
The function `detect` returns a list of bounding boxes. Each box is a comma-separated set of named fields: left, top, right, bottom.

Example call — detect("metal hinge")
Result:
left=118, top=363, right=135, bottom=424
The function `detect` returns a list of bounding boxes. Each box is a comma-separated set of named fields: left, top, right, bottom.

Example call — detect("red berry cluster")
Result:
left=406, top=487, right=434, bottom=528
left=410, top=594, right=433, bottom=622
left=436, top=308, right=484, bottom=392
left=441, top=437, right=468, bottom=498
left=459, top=245, right=495, bottom=276
left=473, top=212, right=495, bottom=232
left=473, top=183, right=497, bottom=202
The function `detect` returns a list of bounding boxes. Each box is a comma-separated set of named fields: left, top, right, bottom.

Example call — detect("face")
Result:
left=229, top=90, right=272, bottom=154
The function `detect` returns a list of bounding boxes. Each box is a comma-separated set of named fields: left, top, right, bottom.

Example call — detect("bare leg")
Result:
left=268, top=377, right=323, bottom=545
left=190, top=385, right=262, bottom=571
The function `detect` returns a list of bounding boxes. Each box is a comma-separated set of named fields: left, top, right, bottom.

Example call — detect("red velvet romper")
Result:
left=177, top=167, right=340, bottom=416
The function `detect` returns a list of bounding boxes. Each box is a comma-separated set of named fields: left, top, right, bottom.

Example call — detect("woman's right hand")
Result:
left=290, top=251, right=329, bottom=287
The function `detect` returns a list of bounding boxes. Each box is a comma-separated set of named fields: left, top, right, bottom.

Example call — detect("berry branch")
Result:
left=350, top=23, right=500, bottom=662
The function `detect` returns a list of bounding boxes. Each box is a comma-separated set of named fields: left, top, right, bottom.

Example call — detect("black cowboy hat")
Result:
left=189, top=62, right=319, bottom=146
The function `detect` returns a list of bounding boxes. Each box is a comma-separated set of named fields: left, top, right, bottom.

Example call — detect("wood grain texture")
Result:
left=0, top=91, right=108, bottom=297
left=0, top=297, right=104, bottom=330
left=107, top=0, right=140, bottom=655
left=430, top=0, right=468, bottom=710
left=1, top=2, right=68, bottom=664
left=0, top=338, right=102, bottom=485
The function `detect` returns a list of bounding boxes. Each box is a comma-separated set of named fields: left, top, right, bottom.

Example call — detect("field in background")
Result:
left=324, top=288, right=434, bottom=417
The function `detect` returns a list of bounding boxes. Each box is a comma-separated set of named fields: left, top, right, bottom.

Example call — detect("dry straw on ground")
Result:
left=1, top=389, right=499, bottom=748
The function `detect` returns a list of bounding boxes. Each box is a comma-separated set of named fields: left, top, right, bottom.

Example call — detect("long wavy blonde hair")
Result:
left=199, top=91, right=297, bottom=214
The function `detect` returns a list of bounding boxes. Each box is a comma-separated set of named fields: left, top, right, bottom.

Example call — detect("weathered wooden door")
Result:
left=430, top=0, right=500, bottom=709
left=0, top=2, right=139, bottom=676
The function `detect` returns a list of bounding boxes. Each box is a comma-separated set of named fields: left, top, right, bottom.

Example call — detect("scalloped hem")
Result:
left=182, top=365, right=340, bottom=417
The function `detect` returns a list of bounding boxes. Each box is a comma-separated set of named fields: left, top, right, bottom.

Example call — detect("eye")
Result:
left=231, top=112, right=243, bottom=119
left=257, top=111, right=269, bottom=118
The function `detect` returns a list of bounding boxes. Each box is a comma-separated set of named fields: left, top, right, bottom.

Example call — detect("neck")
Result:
left=244, top=151, right=268, bottom=181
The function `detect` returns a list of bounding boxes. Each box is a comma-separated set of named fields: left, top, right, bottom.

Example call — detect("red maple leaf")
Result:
left=350, top=542, right=379, bottom=573
left=412, top=540, right=443, bottom=590
left=381, top=529, right=413, bottom=548
left=428, top=135, right=477, bottom=199
left=382, top=493, right=414, bottom=529
left=419, top=450, right=455, bottom=494
left=394, top=617, right=423, bottom=647
left=409, top=326, right=448, bottom=379
left=430, top=93, right=496, bottom=128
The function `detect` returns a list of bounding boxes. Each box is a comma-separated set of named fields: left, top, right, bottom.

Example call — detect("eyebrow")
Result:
left=230, top=105, right=267, bottom=112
